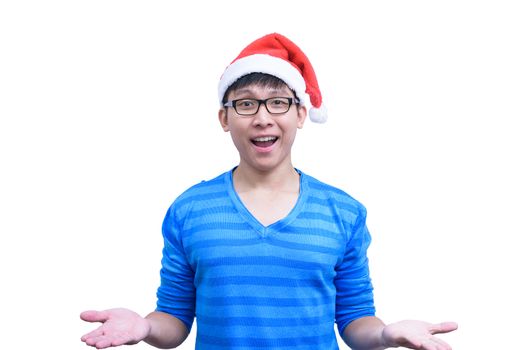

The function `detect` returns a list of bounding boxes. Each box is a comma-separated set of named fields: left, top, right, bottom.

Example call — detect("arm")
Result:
left=342, top=316, right=458, bottom=350
left=81, top=201, right=195, bottom=348
left=335, top=205, right=457, bottom=349
left=342, top=316, right=386, bottom=350
left=80, top=308, right=189, bottom=349
left=144, top=311, right=189, bottom=349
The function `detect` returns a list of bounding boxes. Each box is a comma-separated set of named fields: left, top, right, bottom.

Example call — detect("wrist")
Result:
left=379, top=326, right=388, bottom=348
left=143, top=312, right=156, bottom=341
left=380, top=324, right=399, bottom=349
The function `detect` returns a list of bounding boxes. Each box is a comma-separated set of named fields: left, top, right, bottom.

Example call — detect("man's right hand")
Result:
left=80, top=308, right=151, bottom=349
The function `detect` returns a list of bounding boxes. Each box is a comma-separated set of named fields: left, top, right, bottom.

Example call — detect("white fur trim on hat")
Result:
left=218, top=54, right=308, bottom=107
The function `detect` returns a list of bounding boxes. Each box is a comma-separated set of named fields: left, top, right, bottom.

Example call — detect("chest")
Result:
left=237, top=189, right=298, bottom=227
left=181, top=206, right=346, bottom=292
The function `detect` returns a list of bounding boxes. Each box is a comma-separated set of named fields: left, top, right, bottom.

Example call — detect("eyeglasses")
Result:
left=223, top=97, right=300, bottom=116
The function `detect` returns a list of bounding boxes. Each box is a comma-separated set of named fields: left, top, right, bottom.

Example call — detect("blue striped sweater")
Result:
left=156, top=169, right=375, bottom=349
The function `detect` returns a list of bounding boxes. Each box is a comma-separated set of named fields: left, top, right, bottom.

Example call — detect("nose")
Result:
left=252, top=104, right=274, bottom=127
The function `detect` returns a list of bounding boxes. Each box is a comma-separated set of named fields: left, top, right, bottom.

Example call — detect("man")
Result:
left=81, top=33, right=457, bottom=350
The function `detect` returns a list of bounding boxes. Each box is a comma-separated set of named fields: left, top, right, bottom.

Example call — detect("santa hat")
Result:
left=218, top=33, right=327, bottom=123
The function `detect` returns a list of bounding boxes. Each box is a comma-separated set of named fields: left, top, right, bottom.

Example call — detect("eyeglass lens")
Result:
left=235, top=98, right=292, bottom=115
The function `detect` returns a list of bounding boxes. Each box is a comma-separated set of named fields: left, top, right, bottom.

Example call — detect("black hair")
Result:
left=221, top=72, right=298, bottom=104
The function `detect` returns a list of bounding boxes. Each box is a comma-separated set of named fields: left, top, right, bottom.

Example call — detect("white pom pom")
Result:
left=309, top=104, right=328, bottom=123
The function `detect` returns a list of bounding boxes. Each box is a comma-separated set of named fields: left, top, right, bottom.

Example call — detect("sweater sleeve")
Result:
left=155, top=204, right=196, bottom=332
left=334, top=207, right=376, bottom=336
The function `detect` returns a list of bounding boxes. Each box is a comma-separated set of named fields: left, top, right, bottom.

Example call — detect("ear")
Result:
left=296, top=104, right=307, bottom=129
left=218, top=108, right=230, bottom=132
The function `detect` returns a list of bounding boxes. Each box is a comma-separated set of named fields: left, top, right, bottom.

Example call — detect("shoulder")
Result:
left=303, top=172, right=366, bottom=213
left=302, top=171, right=368, bottom=230
left=166, top=170, right=231, bottom=219
left=176, top=171, right=229, bottom=202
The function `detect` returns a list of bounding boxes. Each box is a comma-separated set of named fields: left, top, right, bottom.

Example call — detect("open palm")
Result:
left=80, top=308, right=151, bottom=349
left=382, top=320, right=458, bottom=350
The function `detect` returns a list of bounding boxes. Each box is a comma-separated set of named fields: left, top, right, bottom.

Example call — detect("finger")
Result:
left=80, top=310, right=110, bottom=323
left=85, top=335, right=120, bottom=349
left=421, top=342, right=438, bottom=350
left=110, top=335, right=131, bottom=347
left=430, top=322, right=458, bottom=334
left=96, top=334, right=132, bottom=349
left=81, top=327, right=104, bottom=342
left=422, top=341, right=438, bottom=350
left=93, top=338, right=113, bottom=349
left=84, top=335, right=108, bottom=347
left=429, top=336, right=452, bottom=350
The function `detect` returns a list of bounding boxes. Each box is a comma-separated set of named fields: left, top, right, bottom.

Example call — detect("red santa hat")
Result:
left=218, top=33, right=327, bottom=123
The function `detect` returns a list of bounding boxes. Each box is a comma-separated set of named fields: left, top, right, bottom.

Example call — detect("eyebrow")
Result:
left=233, top=87, right=290, bottom=97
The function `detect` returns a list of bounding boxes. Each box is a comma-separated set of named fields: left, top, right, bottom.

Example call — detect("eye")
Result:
left=236, top=99, right=256, bottom=108
left=268, top=98, right=290, bottom=107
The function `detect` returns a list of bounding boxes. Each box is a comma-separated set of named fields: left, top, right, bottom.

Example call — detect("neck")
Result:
left=233, top=162, right=299, bottom=192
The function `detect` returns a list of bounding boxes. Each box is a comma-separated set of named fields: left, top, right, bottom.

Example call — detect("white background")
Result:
left=1, top=1, right=522, bottom=349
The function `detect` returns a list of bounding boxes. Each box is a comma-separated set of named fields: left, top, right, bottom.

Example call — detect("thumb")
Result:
left=430, top=322, right=458, bottom=334
left=80, top=310, right=109, bottom=323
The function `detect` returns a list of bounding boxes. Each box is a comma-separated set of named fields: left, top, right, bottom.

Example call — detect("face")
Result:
left=218, top=84, right=307, bottom=173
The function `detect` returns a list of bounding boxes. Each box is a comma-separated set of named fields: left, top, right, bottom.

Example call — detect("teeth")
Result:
left=253, top=136, right=277, bottom=142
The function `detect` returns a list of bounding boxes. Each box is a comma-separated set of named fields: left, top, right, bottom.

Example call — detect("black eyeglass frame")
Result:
left=223, top=97, right=300, bottom=116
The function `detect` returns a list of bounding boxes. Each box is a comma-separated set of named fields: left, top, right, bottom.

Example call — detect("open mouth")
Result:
left=251, top=136, right=278, bottom=148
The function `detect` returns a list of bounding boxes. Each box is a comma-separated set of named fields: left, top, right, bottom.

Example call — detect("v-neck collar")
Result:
left=225, top=167, right=308, bottom=238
